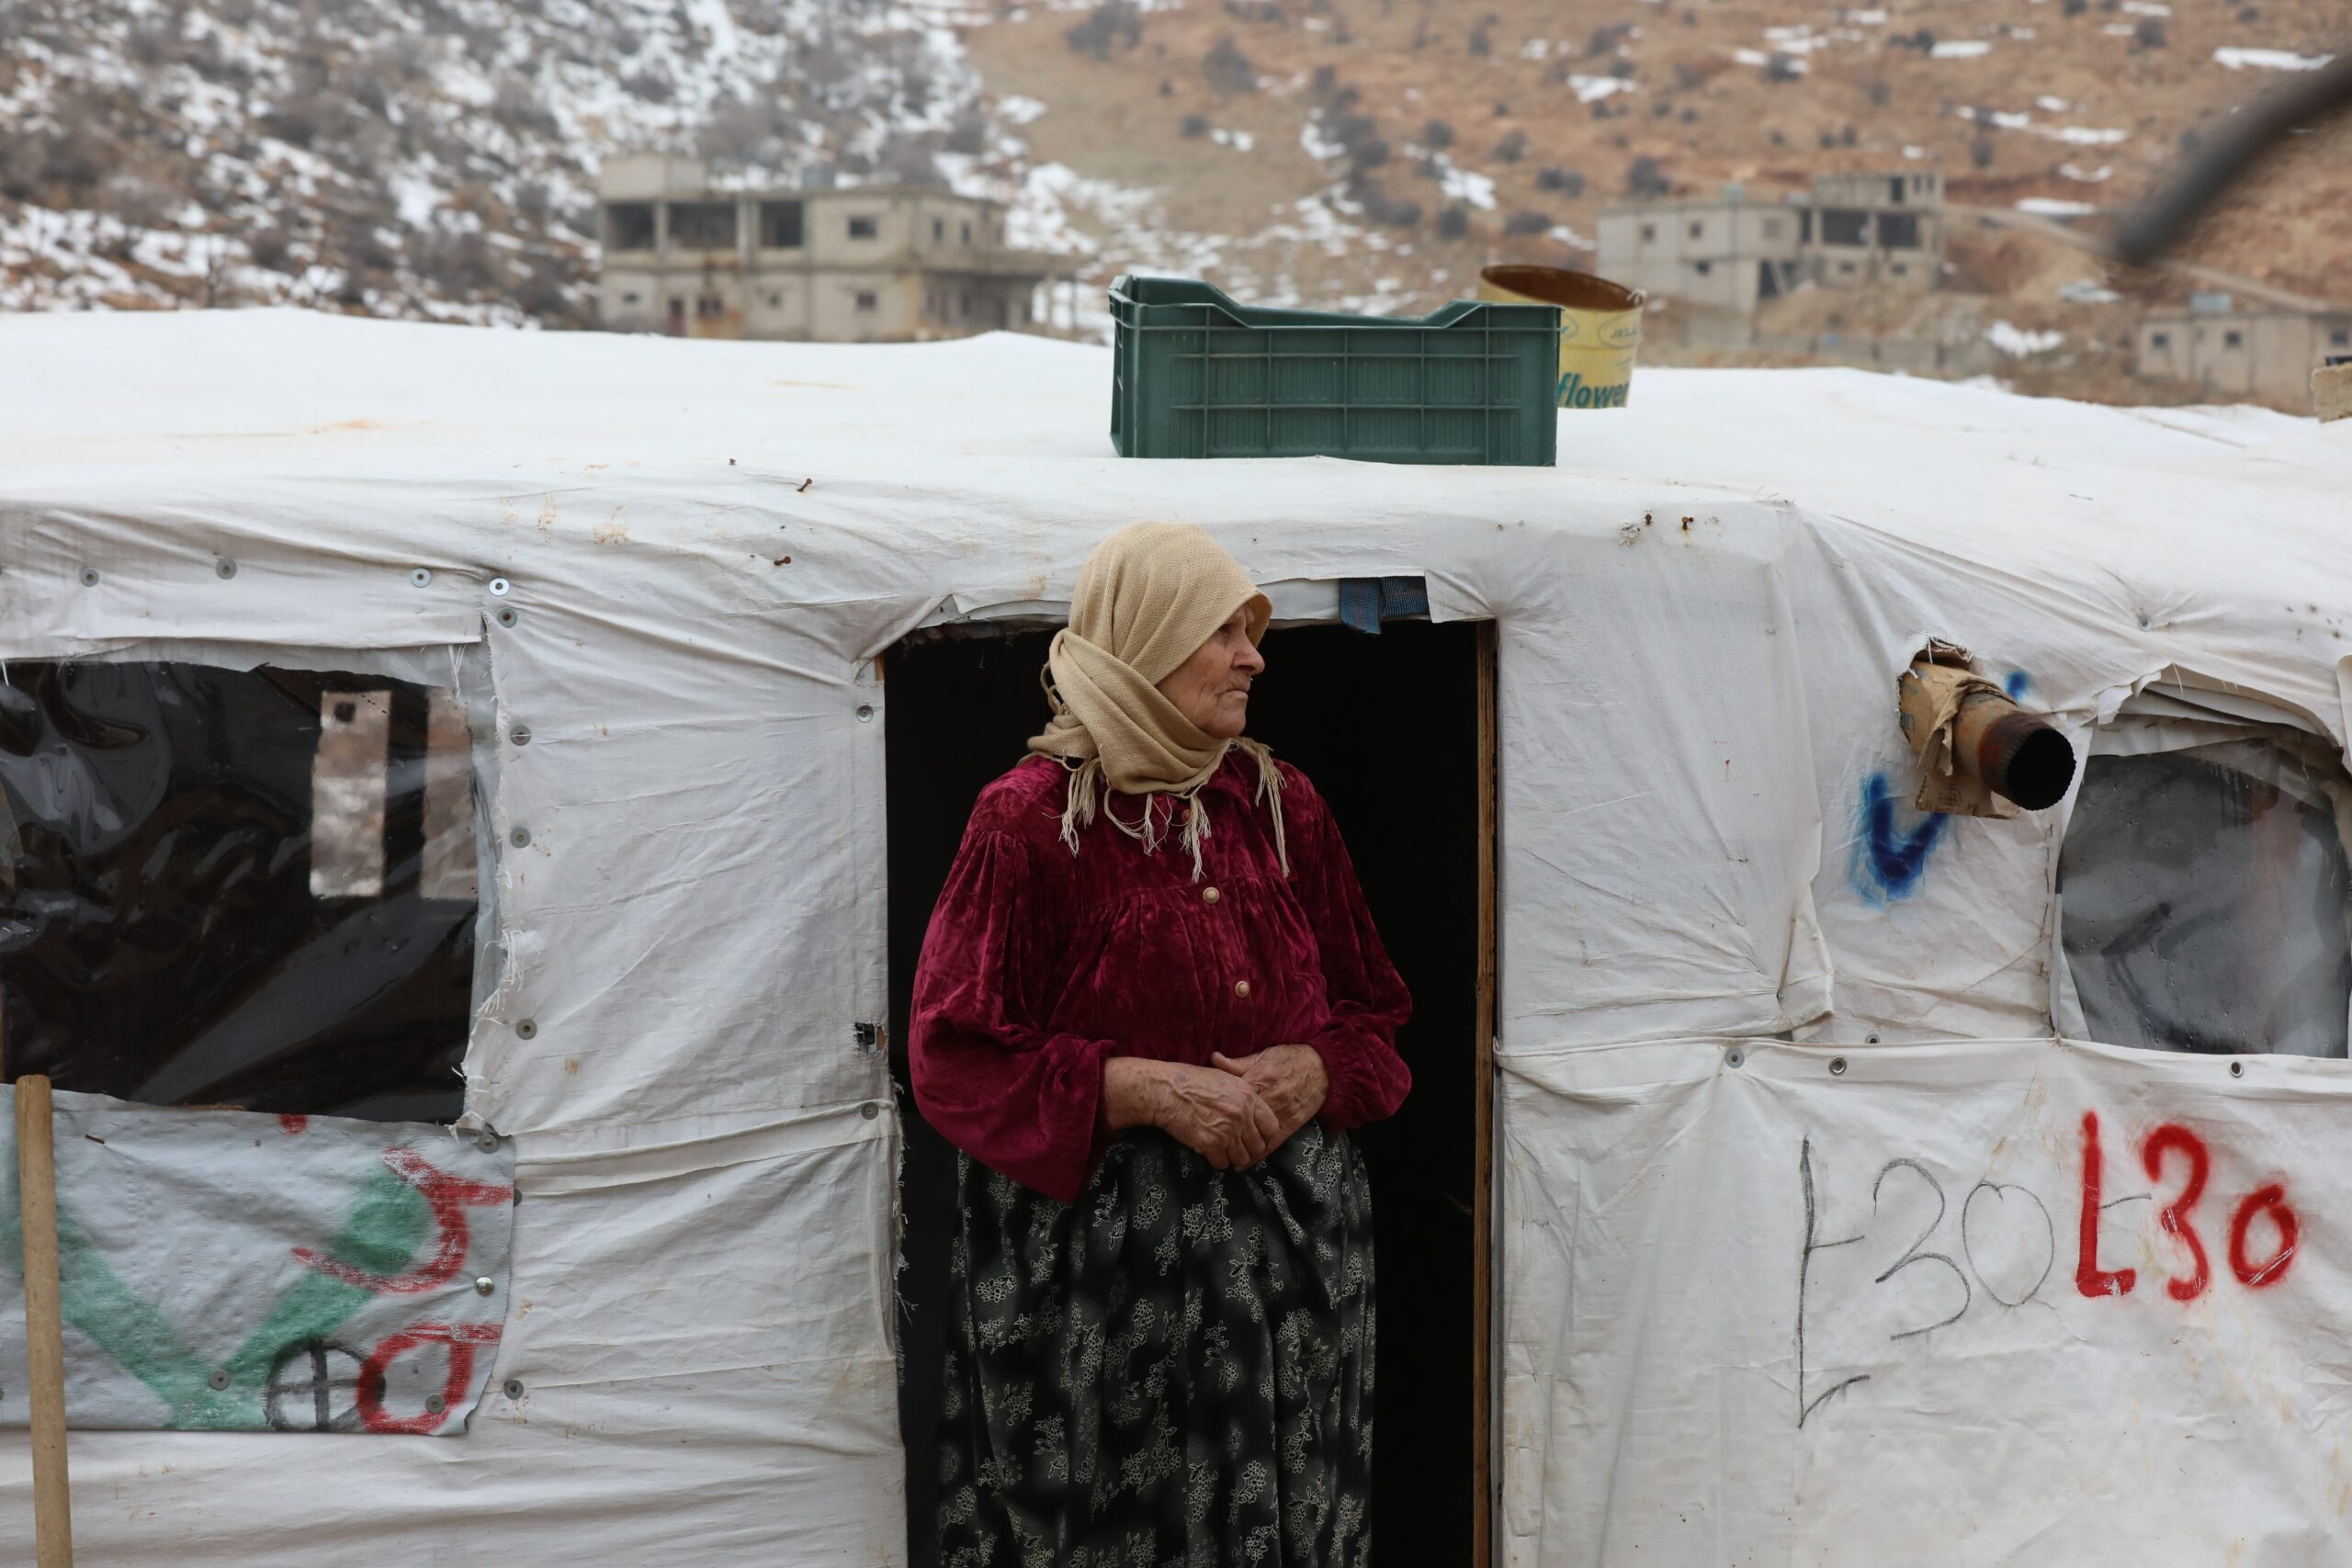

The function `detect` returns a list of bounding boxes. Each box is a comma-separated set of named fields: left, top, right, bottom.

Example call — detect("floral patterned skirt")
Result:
left=935, top=1122, right=1376, bottom=1568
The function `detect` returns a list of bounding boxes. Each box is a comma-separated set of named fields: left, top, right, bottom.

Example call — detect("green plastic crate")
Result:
left=1108, top=275, right=1561, bottom=466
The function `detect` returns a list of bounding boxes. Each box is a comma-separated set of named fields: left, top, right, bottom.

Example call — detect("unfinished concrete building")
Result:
left=595, top=154, right=1058, bottom=343
left=1597, top=170, right=1946, bottom=312
left=2134, top=297, right=2352, bottom=407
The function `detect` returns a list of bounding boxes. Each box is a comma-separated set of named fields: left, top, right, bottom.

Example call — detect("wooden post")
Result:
left=16, top=1074, right=74, bottom=1568
left=1472, top=621, right=1499, bottom=1568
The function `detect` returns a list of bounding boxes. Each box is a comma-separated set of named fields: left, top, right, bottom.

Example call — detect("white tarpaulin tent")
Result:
left=0, top=308, right=2347, bottom=1563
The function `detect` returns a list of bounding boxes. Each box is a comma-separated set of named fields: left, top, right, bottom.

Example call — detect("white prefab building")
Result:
left=1, top=310, right=2348, bottom=1566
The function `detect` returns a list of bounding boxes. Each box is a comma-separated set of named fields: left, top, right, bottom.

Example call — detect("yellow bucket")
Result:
left=1476, top=265, right=1645, bottom=410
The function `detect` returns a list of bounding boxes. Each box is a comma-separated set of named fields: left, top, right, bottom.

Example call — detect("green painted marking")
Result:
left=2, top=1134, right=430, bottom=1429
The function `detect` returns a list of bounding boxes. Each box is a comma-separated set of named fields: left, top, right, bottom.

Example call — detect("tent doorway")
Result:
left=886, top=615, right=1495, bottom=1566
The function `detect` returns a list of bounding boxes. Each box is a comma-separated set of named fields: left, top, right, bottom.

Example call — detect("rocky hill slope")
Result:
left=0, top=0, right=987, bottom=320
left=967, top=0, right=2348, bottom=305
left=3, top=0, right=2342, bottom=398
left=956, top=0, right=2346, bottom=402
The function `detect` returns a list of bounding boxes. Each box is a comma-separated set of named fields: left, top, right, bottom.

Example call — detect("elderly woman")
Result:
left=911, top=521, right=1412, bottom=1567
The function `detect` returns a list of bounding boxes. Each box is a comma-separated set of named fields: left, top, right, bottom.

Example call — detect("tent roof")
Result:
left=2, top=308, right=2345, bottom=755
left=0, top=310, right=2339, bottom=582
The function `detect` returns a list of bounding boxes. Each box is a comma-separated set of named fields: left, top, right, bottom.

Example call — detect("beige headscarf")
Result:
left=1029, top=522, right=1287, bottom=879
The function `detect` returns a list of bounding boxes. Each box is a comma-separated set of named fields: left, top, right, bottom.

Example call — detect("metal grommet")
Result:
left=209, top=1369, right=231, bottom=1392
left=1865, top=1033, right=1882, bottom=1044
left=78, top=568, right=99, bottom=587
left=495, top=607, right=519, bottom=629
left=475, top=1276, right=496, bottom=1296
left=510, top=724, right=532, bottom=747
left=473, top=1129, right=500, bottom=1152
left=503, top=1378, right=526, bottom=1401
left=1829, top=1056, right=1848, bottom=1076
left=1724, top=1046, right=1747, bottom=1069
left=424, top=1393, right=447, bottom=1416
left=2230, top=1060, right=2245, bottom=1077
left=855, top=704, right=875, bottom=723
left=488, top=577, right=512, bottom=596
left=515, top=1019, right=537, bottom=1041
left=410, top=567, right=434, bottom=587
left=510, top=827, right=531, bottom=848
left=215, top=558, right=238, bottom=579
left=860, top=1101, right=880, bottom=1121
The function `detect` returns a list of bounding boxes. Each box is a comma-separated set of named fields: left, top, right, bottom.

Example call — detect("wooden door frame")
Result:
left=1473, top=619, right=1500, bottom=1567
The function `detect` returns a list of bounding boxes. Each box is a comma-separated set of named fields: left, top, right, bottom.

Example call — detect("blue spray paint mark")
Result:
left=2004, top=670, right=2032, bottom=700
left=1852, top=771, right=1948, bottom=905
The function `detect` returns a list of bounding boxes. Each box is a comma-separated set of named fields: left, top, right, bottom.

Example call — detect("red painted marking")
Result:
left=278, top=1114, right=309, bottom=1134
left=2075, top=1111, right=2137, bottom=1298
left=2140, top=1123, right=2211, bottom=1302
left=356, top=1321, right=504, bottom=1435
left=294, top=1147, right=514, bottom=1296
left=2230, top=1183, right=2300, bottom=1288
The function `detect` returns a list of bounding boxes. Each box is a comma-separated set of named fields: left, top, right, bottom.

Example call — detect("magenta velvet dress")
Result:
left=911, top=751, right=1410, bottom=1200
left=910, top=750, right=1410, bottom=1566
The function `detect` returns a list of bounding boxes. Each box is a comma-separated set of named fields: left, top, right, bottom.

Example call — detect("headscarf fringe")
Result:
left=1056, top=738, right=1288, bottom=883
left=1239, top=736, right=1289, bottom=877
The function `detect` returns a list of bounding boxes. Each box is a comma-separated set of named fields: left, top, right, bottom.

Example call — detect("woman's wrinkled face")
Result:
left=1157, top=607, right=1265, bottom=739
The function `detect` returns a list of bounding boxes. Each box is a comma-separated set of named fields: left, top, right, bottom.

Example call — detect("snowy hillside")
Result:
left=0, top=0, right=999, bottom=321
left=4, top=0, right=2341, bottom=372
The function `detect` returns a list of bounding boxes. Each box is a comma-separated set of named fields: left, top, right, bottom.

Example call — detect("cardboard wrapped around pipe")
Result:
left=1897, top=647, right=2077, bottom=816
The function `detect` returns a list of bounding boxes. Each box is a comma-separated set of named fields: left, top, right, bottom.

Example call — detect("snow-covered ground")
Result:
left=2213, top=45, right=2335, bottom=70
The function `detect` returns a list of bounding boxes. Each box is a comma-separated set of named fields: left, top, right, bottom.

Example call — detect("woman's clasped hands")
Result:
left=1103, top=1047, right=1329, bottom=1171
